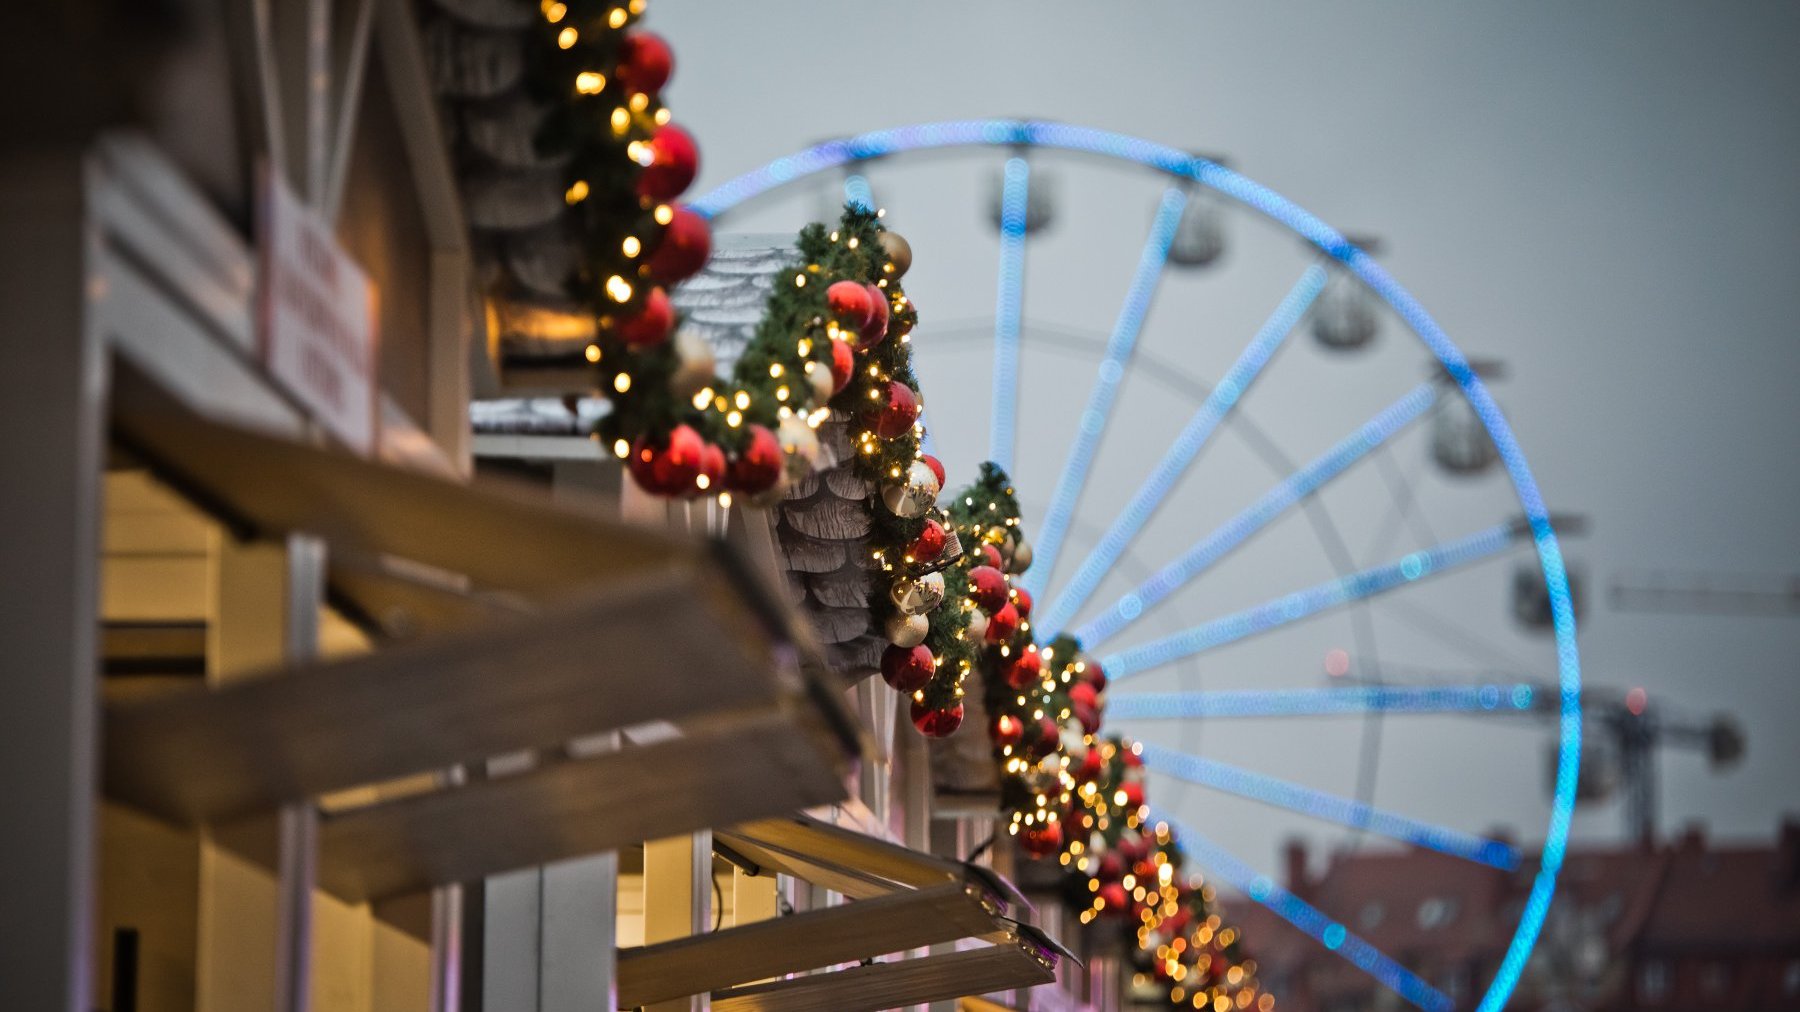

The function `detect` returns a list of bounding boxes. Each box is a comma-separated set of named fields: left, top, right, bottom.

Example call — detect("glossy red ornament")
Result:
left=881, top=643, right=935, bottom=692
left=967, top=565, right=1008, bottom=611
left=726, top=424, right=783, bottom=494
left=617, top=286, right=673, bottom=347
left=1098, top=881, right=1129, bottom=915
left=1076, top=748, right=1105, bottom=782
left=857, top=282, right=889, bottom=348
left=828, top=337, right=855, bottom=393
left=920, top=454, right=945, bottom=487
left=1163, top=909, right=1192, bottom=939
left=1004, top=645, right=1041, bottom=690
left=911, top=699, right=964, bottom=738
left=907, top=518, right=947, bottom=563
left=617, top=31, right=674, bottom=94
left=645, top=205, right=710, bottom=283
left=872, top=381, right=920, bottom=438
left=825, top=280, right=874, bottom=330
left=980, top=543, right=1004, bottom=569
left=1019, top=817, right=1063, bottom=858
left=1119, top=781, right=1146, bottom=811
left=1068, top=681, right=1099, bottom=712
left=1027, top=716, right=1060, bottom=759
left=1121, top=745, right=1143, bottom=769
left=693, top=442, right=725, bottom=497
left=1074, top=702, right=1101, bottom=736
left=627, top=423, right=704, bottom=495
left=636, top=123, right=699, bottom=202
left=1011, top=586, right=1032, bottom=618
left=985, top=602, right=1020, bottom=643
left=1084, top=658, right=1107, bottom=691
left=992, top=713, right=1023, bottom=748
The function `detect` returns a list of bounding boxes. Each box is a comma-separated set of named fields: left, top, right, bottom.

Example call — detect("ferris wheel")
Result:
left=689, top=120, right=1582, bottom=1012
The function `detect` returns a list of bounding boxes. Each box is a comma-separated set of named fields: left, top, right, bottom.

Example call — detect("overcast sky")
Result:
left=651, top=1, right=1800, bottom=877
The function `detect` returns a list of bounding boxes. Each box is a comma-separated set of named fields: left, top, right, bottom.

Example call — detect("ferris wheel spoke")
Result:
left=1137, top=744, right=1520, bottom=869
left=1149, top=808, right=1454, bottom=1012
left=1107, top=682, right=1540, bottom=721
left=843, top=172, right=876, bottom=213
left=989, top=157, right=1031, bottom=471
left=1037, top=267, right=1328, bottom=637
left=1102, top=521, right=1525, bottom=680
left=1077, top=383, right=1440, bottom=647
left=1022, top=187, right=1189, bottom=598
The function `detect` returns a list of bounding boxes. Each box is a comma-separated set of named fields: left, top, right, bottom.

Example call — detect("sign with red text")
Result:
left=259, top=171, right=378, bottom=454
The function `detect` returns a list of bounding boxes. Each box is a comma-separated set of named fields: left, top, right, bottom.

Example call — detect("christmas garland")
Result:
left=1061, top=736, right=1271, bottom=1010
left=530, top=0, right=710, bottom=344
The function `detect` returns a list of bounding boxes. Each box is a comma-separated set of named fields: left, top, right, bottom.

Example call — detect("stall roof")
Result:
left=617, top=812, right=1069, bottom=1010
left=102, top=365, right=862, bottom=899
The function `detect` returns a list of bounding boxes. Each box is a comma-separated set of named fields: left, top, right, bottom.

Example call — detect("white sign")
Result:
left=259, top=171, right=378, bottom=454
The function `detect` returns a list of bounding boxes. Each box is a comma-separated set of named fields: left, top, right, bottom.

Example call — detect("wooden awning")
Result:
left=101, top=365, right=861, bottom=902
left=616, top=813, right=1068, bottom=1010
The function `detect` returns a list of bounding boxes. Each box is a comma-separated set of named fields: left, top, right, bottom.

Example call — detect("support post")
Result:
left=0, top=146, right=103, bottom=1012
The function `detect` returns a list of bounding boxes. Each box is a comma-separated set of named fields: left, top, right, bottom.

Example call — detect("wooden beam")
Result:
left=105, top=569, right=787, bottom=823
left=617, top=882, right=1006, bottom=1008
left=708, top=939, right=1058, bottom=1012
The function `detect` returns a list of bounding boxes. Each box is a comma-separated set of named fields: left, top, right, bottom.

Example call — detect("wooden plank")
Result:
left=617, top=882, right=1005, bottom=1008
left=105, top=569, right=786, bottom=823
left=199, top=708, right=845, bottom=904
left=723, top=815, right=971, bottom=895
left=709, top=940, right=1057, bottom=1012
left=110, top=365, right=693, bottom=597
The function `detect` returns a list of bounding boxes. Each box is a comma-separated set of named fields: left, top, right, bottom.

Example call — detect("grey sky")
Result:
left=651, top=1, right=1800, bottom=873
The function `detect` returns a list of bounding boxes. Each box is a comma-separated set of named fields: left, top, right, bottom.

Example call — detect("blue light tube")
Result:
left=990, top=158, right=1030, bottom=471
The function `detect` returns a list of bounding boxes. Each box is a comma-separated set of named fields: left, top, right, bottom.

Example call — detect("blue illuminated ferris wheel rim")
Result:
left=692, top=119, right=1581, bottom=1012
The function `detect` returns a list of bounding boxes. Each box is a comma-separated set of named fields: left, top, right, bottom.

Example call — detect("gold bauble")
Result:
left=878, top=231, right=913, bottom=277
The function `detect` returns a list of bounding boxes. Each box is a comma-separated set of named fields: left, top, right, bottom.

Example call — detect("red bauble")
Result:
left=1076, top=749, right=1105, bottom=782
left=627, top=424, right=704, bottom=495
left=726, top=424, right=783, bottom=494
left=1069, top=681, right=1099, bottom=712
left=857, top=282, right=889, bottom=348
left=825, top=280, right=874, bottom=330
left=1121, top=745, right=1143, bottom=769
left=1004, top=645, right=1042, bottom=690
left=1119, top=781, right=1146, bottom=811
left=828, top=338, right=855, bottom=393
left=881, top=643, right=936, bottom=693
left=1074, top=702, right=1101, bottom=736
left=980, top=543, right=1004, bottom=569
left=872, top=381, right=920, bottom=438
left=907, top=519, right=947, bottom=564
left=636, top=123, right=699, bottom=202
left=1026, top=716, right=1060, bottom=759
left=1084, top=658, right=1107, bottom=692
left=693, top=442, right=725, bottom=497
left=617, top=286, right=673, bottom=347
left=1019, top=817, right=1063, bottom=858
left=1118, top=836, right=1150, bottom=865
left=1164, top=909, right=1192, bottom=939
left=920, top=454, right=946, bottom=487
left=1098, top=882, right=1129, bottom=915
left=911, top=699, right=964, bottom=737
left=617, top=31, right=674, bottom=94
left=968, top=565, right=1009, bottom=611
left=985, top=602, right=1020, bottom=643
left=645, top=205, right=710, bottom=283
left=1011, top=586, right=1033, bottom=619
left=992, top=712, right=1024, bottom=748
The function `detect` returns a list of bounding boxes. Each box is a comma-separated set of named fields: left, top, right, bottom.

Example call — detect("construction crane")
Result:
left=1608, top=569, right=1800, bottom=617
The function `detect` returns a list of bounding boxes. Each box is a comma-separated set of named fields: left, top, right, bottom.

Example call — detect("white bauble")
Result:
left=965, top=607, right=989, bottom=641
left=777, top=413, right=820, bottom=470
left=884, top=611, right=929, bottom=647
left=881, top=459, right=941, bottom=518
left=889, top=570, right=946, bottom=615
left=667, top=325, right=716, bottom=401
left=806, top=360, right=835, bottom=404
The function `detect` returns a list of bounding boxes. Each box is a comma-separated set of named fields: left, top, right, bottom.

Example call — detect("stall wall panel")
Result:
left=337, top=55, right=432, bottom=435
